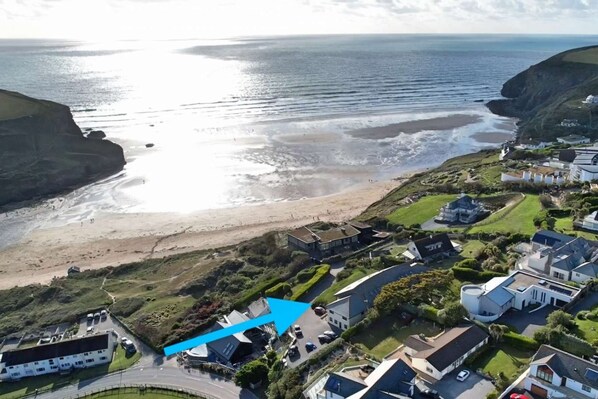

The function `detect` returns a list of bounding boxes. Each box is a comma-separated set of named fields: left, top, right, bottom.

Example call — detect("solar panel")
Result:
left=549, top=285, right=573, bottom=296
left=585, top=368, right=598, bottom=382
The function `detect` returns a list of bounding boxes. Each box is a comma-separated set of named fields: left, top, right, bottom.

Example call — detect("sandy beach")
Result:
left=346, top=114, right=482, bottom=139
left=0, top=179, right=404, bottom=289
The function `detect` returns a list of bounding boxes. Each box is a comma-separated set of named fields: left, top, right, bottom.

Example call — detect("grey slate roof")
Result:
left=532, top=345, right=598, bottom=390
left=446, top=195, right=478, bottom=210
left=207, top=321, right=252, bottom=361
left=413, top=233, right=454, bottom=259
left=573, top=153, right=598, bottom=165
left=0, top=333, right=110, bottom=367
left=551, top=237, right=594, bottom=272
left=324, top=372, right=367, bottom=397
left=531, top=230, right=575, bottom=248
left=573, top=262, right=598, bottom=278
left=412, top=325, right=488, bottom=372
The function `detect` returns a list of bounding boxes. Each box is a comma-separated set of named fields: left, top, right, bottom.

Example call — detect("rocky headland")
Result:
left=0, top=89, right=125, bottom=207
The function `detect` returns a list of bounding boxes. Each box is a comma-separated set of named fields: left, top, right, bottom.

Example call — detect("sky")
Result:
left=1, top=0, right=598, bottom=40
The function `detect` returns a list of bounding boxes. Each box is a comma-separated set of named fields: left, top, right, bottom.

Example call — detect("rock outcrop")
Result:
left=487, top=45, right=598, bottom=141
left=0, top=89, right=125, bottom=207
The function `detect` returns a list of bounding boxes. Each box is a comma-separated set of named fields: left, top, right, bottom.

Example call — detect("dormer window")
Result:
left=536, top=365, right=553, bottom=383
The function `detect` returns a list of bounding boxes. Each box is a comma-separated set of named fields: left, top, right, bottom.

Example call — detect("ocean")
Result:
left=1, top=34, right=597, bottom=216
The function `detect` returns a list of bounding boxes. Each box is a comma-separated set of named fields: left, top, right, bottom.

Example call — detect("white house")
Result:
left=305, top=358, right=416, bottom=399
left=557, top=134, right=591, bottom=145
left=436, top=194, right=488, bottom=224
left=582, top=210, right=598, bottom=232
left=500, top=171, right=566, bottom=185
left=0, top=333, right=114, bottom=381
left=461, top=270, right=581, bottom=322
left=403, top=325, right=488, bottom=381
left=327, top=263, right=427, bottom=331
left=522, top=345, right=598, bottom=398
left=583, top=95, right=598, bottom=105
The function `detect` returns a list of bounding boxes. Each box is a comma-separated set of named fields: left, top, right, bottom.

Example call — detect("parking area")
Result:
left=496, top=305, right=556, bottom=337
left=416, top=368, right=495, bottom=399
left=287, top=308, right=336, bottom=368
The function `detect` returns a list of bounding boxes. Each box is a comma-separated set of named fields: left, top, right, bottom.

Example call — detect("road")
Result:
left=36, top=364, right=257, bottom=399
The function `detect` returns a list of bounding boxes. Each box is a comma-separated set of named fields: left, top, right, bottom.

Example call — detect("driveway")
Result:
left=287, top=308, right=335, bottom=368
left=496, top=305, right=556, bottom=337
left=416, top=369, right=494, bottom=399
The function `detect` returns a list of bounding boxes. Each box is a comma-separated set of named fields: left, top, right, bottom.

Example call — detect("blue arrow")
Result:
left=163, top=297, right=310, bottom=356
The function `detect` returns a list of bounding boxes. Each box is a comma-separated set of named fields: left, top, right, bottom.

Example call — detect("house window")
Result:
left=582, top=384, right=592, bottom=393
left=48, top=359, right=54, bottom=364
left=344, top=324, right=348, bottom=329
left=76, top=361, right=83, bottom=365
left=553, top=271, right=565, bottom=280
left=36, top=368, right=45, bottom=372
left=426, top=367, right=434, bottom=373
left=100, top=357, right=107, bottom=361
left=536, top=365, right=553, bottom=383
left=34, top=362, right=39, bottom=365
left=85, top=359, right=94, bottom=363
left=50, top=366, right=58, bottom=370
left=342, top=316, right=347, bottom=321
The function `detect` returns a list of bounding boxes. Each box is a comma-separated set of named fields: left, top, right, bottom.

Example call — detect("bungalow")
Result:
left=582, top=210, right=598, bottom=232
left=327, top=263, right=427, bottom=331
left=403, top=325, right=488, bottom=381
left=570, top=152, right=598, bottom=182
left=402, top=233, right=459, bottom=262
left=461, top=270, right=581, bottom=322
left=436, top=194, right=488, bottom=224
left=0, top=333, right=114, bottom=381
left=522, top=344, right=598, bottom=398
left=287, top=224, right=361, bottom=257
left=306, top=358, right=416, bottom=399
left=557, top=134, right=591, bottom=145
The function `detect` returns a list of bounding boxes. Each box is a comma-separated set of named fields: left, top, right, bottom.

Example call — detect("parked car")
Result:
left=317, top=334, right=332, bottom=343
left=93, top=312, right=101, bottom=320
left=509, top=395, right=530, bottom=399
left=305, top=342, right=317, bottom=352
left=288, top=345, right=299, bottom=357
left=421, top=389, right=440, bottom=399
left=86, top=326, right=94, bottom=334
left=592, top=354, right=598, bottom=364
left=87, top=313, right=94, bottom=322
left=100, top=310, right=108, bottom=319
left=456, top=370, right=470, bottom=382
left=293, top=325, right=303, bottom=337
left=314, top=306, right=326, bottom=316
left=322, top=330, right=338, bottom=339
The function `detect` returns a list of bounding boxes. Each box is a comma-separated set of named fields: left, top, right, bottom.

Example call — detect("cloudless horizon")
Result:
left=2, top=0, right=598, bottom=40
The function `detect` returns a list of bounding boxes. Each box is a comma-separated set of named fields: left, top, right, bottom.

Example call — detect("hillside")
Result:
left=0, top=89, right=125, bottom=206
left=487, top=45, right=598, bottom=141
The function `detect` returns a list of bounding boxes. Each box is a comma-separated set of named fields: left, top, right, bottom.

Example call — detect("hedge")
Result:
left=265, top=282, right=292, bottom=298
left=503, top=331, right=540, bottom=351
left=452, top=267, right=506, bottom=282
left=418, top=304, right=440, bottom=323
left=290, top=264, right=331, bottom=301
left=233, top=276, right=283, bottom=308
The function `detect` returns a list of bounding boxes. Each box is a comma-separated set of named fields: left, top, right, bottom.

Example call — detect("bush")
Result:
left=418, top=304, right=440, bottom=323
left=290, top=264, right=331, bottom=301
left=503, top=331, right=540, bottom=351
left=233, top=276, right=283, bottom=309
left=296, top=267, right=317, bottom=283
left=234, top=359, right=269, bottom=388
left=437, top=301, right=468, bottom=327
left=265, top=282, right=292, bottom=299
left=560, top=333, right=595, bottom=357
left=578, top=310, right=590, bottom=320
left=452, top=267, right=506, bottom=282
left=454, top=259, right=480, bottom=270
left=111, top=297, right=146, bottom=317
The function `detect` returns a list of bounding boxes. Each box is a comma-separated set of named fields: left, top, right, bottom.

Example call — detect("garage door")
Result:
left=531, top=384, right=548, bottom=398
left=555, top=298, right=567, bottom=307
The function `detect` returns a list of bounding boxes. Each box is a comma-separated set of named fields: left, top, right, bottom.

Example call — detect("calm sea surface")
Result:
left=0, top=35, right=597, bottom=216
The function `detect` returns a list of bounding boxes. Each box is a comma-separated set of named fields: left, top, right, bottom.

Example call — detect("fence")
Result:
left=23, top=384, right=220, bottom=399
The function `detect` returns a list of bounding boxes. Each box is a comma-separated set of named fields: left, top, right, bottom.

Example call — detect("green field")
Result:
left=351, top=317, right=442, bottom=359
left=386, top=194, right=457, bottom=226
left=468, top=194, right=540, bottom=235
left=471, top=344, right=533, bottom=380
left=460, top=240, right=485, bottom=258
left=564, top=48, right=598, bottom=65
left=0, top=92, right=41, bottom=121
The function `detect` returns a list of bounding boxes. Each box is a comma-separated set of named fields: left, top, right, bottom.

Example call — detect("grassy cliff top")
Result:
left=0, top=90, right=44, bottom=121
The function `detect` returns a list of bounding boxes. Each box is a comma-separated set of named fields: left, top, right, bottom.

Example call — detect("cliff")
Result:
left=487, top=45, right=598, bottom=141
left=0, top=89, right=125, bottom=207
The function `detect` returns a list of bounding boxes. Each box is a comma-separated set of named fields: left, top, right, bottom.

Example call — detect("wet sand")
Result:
left=346, top=114, right=482, bottom=139
left=0, top=179, right=404, bottom=289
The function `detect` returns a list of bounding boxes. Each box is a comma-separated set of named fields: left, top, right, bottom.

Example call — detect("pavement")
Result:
left=496, top=305, right=556, bottom=337
left=287, top=308, right=337, bottom=368
left=35, top=364, right=257, bottom=399
left=416, top=368, right=495, bottom=399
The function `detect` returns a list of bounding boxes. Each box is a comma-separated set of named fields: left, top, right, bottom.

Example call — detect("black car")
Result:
left=317, top=334, right=332, bottom=343
left=420, top=388, right=440, bottom=399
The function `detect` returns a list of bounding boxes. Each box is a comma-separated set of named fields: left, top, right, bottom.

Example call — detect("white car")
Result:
left=456, top=370, right=470, bottom=382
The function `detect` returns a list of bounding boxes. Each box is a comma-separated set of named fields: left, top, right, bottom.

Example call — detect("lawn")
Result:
left=0, top=345, right=141, bottom=399
left=351, top=317, right=442, bottom=359
left=386, top=194, right=457, bottom=226
left=574, top=317, right=598, bottom=343
left=554, top=216, right=598, bottom=240
left=459, top=240, right=485, bottom=258
left=314, top=268, right=373, bottom=305
left=468, top=194, right=540, bottom=235
left=471, top=344, right=534, bottom=380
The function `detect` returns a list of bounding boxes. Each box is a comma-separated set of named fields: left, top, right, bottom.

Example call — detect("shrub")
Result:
left=418, top=304, right=440, bottom=323
left=452, top=267, right=505, bottom=282
left=578, top=310, right=590, bottom=320
left=296, top=267, right=317, bottom=283
left=560, top=333, right=595, bottom=357
left=111, top=297, right=146, bottom=317
left=503, top=331, right=539, bottom=351
left=290, top=264, right=331, bottom=301
left=454, top=259, right=480, bottom=270
left=437, top=301, right=468, bottom=327
left=234, top=359, right=269, bottom=388
left=233, top=276, right=283, bottom=309
left=265, top=282, right=292, bottom=299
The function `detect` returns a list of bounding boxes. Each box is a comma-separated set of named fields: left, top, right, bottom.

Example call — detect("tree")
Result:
left=546, top=310, right=575, bottom=331
left=268, top=368, right=303, bottom=399
left=437, top=301, right=468, bottom=327
left=488, top=324, right=509, bottom=343
left=235, top=359, right=269, bottom=388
